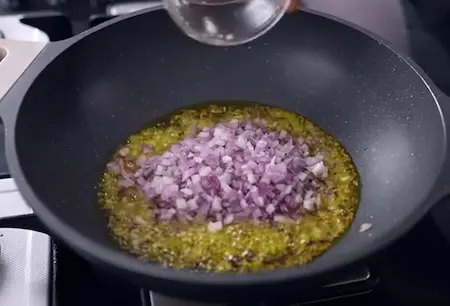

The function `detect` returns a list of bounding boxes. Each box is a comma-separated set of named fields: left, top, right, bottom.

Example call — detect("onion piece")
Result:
left=118, top=147, right=131, bottom=157
left=111, top=120, right=328, bottom=227
left=208, top=221, right=223, bottom=232
left=107, top=161, right=121, bottom=174
left=118, top=177, right=134, bottom=189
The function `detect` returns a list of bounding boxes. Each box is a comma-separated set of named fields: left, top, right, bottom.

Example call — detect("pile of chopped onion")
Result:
left=106, top=120, right=328, bottom=232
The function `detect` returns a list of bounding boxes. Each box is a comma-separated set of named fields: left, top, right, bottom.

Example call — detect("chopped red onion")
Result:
left=208, top=221, right=223, bottom=232
left=106, top=161, right=121, bottom=174
left=107, top=120, right=328, bottom=231
left=118, top=177, right=134, bottom=189
left=118, top=147, right=130, bottom=157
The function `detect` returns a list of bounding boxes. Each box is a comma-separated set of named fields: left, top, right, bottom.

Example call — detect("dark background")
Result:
left=305, top=0, right=450, bottom=95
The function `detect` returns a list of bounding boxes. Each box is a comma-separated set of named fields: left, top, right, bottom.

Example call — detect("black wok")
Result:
left=0, top=6, right=449, bottom=303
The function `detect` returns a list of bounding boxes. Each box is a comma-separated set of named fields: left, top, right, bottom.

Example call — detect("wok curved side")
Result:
left=430, top=91, right=450, bottom=244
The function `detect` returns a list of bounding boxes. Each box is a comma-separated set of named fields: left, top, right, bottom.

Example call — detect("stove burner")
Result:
left=149, top=266, right=377, bottom=306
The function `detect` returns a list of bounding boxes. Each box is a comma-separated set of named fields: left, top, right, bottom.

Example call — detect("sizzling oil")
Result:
left=98, top=104, right=360, bottom=273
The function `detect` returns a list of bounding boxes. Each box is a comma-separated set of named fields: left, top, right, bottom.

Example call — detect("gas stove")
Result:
left=1, top=1, right=450, bottom=306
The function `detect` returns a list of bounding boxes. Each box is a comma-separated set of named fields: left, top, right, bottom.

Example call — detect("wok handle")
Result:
left=0, top=178, right=46, bottom=232
left=0, top=39, right=46, bottom=102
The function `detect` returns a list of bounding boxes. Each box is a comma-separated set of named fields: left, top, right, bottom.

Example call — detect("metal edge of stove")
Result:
left=149, top=290, right=377, bottom=306
left=323, top=266, right=370, bottom=287
left=149, top=264, right=374, bottom=306
left=0, top=178, right=51, bottom=306
left=141, top=288, right=153, bottom=306
left=293, top=290, right=374, bottom=306
left=51, top=242, right=57, bottom=306
left=150, top=293, right=223, bottom=306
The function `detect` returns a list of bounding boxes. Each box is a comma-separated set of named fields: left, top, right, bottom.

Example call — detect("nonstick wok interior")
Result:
left=12, top=9, right=446, bottom=296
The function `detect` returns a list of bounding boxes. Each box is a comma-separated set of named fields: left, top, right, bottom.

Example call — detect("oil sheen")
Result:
left=98, top=104, right=360, bottom=273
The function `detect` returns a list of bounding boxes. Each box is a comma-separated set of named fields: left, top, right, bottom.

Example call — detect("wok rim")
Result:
left=5, top=7, right=447, bottom=287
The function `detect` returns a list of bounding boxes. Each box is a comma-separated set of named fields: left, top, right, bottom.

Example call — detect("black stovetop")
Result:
left=2, top=4, right=450, bottom=306
left=52, top=215, right=450, bottom=306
